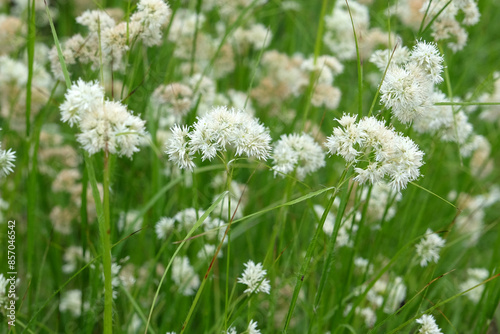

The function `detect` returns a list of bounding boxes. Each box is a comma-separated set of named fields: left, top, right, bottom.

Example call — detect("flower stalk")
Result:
left=102, top=151, right=113, bottom=334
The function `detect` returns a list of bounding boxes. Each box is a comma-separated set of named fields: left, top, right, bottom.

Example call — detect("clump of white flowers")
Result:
left=271, top=133, right=325, bottom=179
left=325, top=114, right=425, bottom=192
left=323, top=0, right=394, bottom=60
left=130, top=0, right=172, bottom=46
left=50, top=0, right=171, bottom=79
left=165, top=106, right=271, bottom=171
left=59, top=289, right=89, bottom=317
left=416, top=314, right=443, bottom=334
left=59, top=79, right=148, bottom=158
left=237, top=260, right=271, bottom=295
left=226, top=319, right=261, bottom=334
left=171, top=256, right=200, bottom=296
left=151, top=83, right=194, bottom=125
left=415, top=229, right=445, bottom=267
left=0, top=135, right=15, bottom=178
left=379, top=41, right=444, bottom=124
left=460, top=268, right=489, bottom=303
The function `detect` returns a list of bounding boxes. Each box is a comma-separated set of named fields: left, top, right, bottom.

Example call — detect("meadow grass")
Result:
left=1, top=0, right=500, bottom=333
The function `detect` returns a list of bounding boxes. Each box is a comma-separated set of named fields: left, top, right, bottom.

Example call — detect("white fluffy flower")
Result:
left=325, top=115, right=425, bottom=192
left=77, top=101, right=148, bottom=158
left=380, top=63, right=431, bottom=124
left=171, top=256, right=200, bottom=296
left=0, top=144, right=15, bottom=177
left=59, top=79, right=105, bottom=127
left=130, top=0, right=171, bottom=46
left=59, top=289, right=89, bottom=317
left=237, top=260, right=271, bottom=294
left=155, top=217, right=175, bottom=239
left=416, top=314, right=443, bottom=334
left=247, top=319, right=261, bottom=334
left=272, top=133, right=325, bottom=179
left=410, top=41, right=444, bottom=84
left=415, top=229, right=445, bottom=267
left=76, top=10, right=116, bottom=32
left=165, top=106, right=271, bottom=170
left=460, top=268, right=489, bottom=303
left=165, top=125, right=196, bottom=170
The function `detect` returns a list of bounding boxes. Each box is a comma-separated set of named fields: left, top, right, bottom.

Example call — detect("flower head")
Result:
left=60, top=79, right=148, bottom=158
left=165, top=106, right=271, bottom=170
left=325, top=115, right=424, bottom=192
left=59, top=79, right=105, bottom=127
left=0, top=145, right=15, bottom=178
left=415, top=229, right=445, bottom=267
left=272, top=133, right=325, bottom=179
left=410, top=41, right=444, bottom=84
left=416, top=314, right=443, bottom=334
left=237, top=260, right=271, bottom=295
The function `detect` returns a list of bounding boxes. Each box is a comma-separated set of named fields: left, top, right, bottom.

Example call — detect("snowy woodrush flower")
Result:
left=415, top=229, right=445, bottom=267
left=237, top=260, right=271, bottom=295
left=416, top=314, right=443, bottom=334
left=247, top=319, right=261, bottom=334
left=460, top=268, right=489, bottom=303
left=130, top=0, right=172, bottom=46
left=60, top=79, right=148, bottom=158
left=325, top=115, right=425, bottom=192
left=380, top=63, right=431, bottom=124
left=59, top=79, right=105, bottom=127
left=76, top=10, right=116, bottom=32
left=410, top=41, right=444, bottom=84
left=378, top=40, right=444, bottom=124
left=165, top=106, right=271, bottom=171
left=171, top=256, right=200, bottom=296
left=155, top=217, right=175, bottom=239
left=0, top=142, right=15, bottom=178
left=59, top=289, right=89, bottom=317
left=272, top=133, right=325, bottom=180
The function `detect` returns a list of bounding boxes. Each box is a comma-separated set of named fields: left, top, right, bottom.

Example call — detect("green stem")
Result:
left=300, top=0, right=329, bottom=129
left=345, top=0, right=363, bottom=116
left=282, top=169, right=349, bottom=332
left=102, top=152, right=114, bottom=334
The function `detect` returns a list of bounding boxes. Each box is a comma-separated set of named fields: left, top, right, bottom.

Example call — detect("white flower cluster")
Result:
left=325, top=115, right=425, bottom=192
left=271, top=133, right=325, bottom=180
left=460, top=268, right=489, bottom=303
left=155, top=207, right=225, bottom=241
left=171, top=256, right=200, bottom=296
left=251, top=51, right=343, bottom=111
left=416, top=314, right=443, bottom=334
left=423, top=0, right=480, bottom=52
left=453, top=186, right=500, bottom=245
left=59, top=289, right=89, bottom=317
left=323, top=0, right=395, bottom=60
left=50, top=0, right=170, bottom=79
left=226, top=319, right=262, bottom=334
left=130, top=0, right=172, bottom=46
left=237, top=260, right=271, bottom=295
left=415, top=229, right=445, bottom=267
left=0, top=274, right=8, bottom=309
left=165, top=106, right=271, bottom=171
left=0, top=138, right=15, bottom=178
left=232, top=23, right=272, bottom=52
left=379, top=41, right=444, bottom=124
left=59, top=79, right=148, bottom=158
left=151, top=83, right=194, bottom=126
